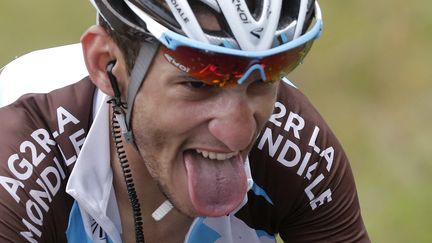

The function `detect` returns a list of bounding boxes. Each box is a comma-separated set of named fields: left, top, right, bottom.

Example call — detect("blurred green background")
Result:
left=1, top=1, right=431, bottom=242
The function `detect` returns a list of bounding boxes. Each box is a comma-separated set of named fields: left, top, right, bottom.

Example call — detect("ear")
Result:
left=81, top=25, right=119, bottom=97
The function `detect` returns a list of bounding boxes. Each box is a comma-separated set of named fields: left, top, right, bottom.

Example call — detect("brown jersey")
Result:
left=0, top=77, right=369, bottom=242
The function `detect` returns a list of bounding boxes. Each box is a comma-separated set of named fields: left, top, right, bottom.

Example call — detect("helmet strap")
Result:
left=124, top=41, right=160, bottom=143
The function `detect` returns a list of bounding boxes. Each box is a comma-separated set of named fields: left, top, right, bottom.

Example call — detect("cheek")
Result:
left=131, top=92, right=167, bottom=147
left=130, top=96, right=173, bottom=180
left=256, top=87, right=279, bottom=128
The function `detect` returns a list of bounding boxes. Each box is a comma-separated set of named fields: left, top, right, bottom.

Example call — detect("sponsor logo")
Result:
left=0, top=107, right=86, bottom=242
left=164, top=53, right=190, bottom=73
left=250, top=27, right=264, bottom=39
left=258, top=102, right=335, bottom=210
left=169, top=0, right=190, bottom=23
left=232, top=0, right=251, bottom=24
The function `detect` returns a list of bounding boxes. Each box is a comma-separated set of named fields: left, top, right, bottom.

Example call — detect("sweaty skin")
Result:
left=129, top=50, right=279, bottom=217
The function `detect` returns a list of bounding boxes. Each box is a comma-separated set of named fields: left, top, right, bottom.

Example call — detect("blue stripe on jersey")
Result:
left=186, top=217, right=221, bottom=243
left=256, top=229, right=275, bottom=239
left=251, top=183, right=274, bottom=205
left=66, top=201, right=93, bottom=243
left=66, top=201, right=114, bottom=243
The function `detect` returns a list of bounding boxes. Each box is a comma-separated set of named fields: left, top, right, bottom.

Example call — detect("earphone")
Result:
left=106, top=60, right=146, bottom=242
left=106, top=60, right=122, bottom=101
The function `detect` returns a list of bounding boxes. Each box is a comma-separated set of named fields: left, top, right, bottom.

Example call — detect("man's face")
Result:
left=130, top=49, right=279, bottom=217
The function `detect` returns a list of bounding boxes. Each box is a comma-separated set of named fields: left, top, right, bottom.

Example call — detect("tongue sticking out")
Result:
left=184, top=151, right=247, bottom=217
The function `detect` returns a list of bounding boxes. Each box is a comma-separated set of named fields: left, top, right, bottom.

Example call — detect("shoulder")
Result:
left=243, top=79, right=369, bottom=241
left=250, top=79, right=341, bottom=205
left=0, top=66, right=94, bottom=242
left=0, top=43, right=88, bottom=107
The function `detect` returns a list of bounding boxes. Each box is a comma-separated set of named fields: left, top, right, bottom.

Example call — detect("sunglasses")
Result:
left=125, top=1, right=323, bottom=88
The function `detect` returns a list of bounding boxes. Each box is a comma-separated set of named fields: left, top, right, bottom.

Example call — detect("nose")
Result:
left=208, top=91, right=257, bottom=152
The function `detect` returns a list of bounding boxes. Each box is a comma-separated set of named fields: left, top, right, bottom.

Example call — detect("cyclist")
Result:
left=0, top=0, right=370, bottom=242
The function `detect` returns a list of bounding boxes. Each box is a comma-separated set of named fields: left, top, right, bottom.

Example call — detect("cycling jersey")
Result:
left=0, top=46, right=370, bottom=242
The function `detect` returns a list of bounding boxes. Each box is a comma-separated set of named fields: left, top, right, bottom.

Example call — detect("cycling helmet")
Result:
left=88, top=0, right=322, bottom=143
left=91, top=0, right=318, bottom=50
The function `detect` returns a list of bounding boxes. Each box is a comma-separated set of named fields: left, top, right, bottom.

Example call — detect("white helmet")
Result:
left=90, top=0, right=318, bottom=51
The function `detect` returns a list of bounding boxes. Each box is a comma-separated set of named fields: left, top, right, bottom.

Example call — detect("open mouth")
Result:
left=183, top=149, right=248, bottom=216
left=195, top=149, right=238, bottom=161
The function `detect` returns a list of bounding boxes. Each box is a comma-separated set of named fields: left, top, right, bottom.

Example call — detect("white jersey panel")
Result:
left=0, top=43, right=88, bottom=107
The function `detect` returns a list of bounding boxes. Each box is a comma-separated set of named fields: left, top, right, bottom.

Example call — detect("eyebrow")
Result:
left=176, top=74, right=202, bottom=82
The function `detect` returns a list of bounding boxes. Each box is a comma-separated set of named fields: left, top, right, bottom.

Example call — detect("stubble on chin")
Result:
left=134, top=131, right=195, bottom=216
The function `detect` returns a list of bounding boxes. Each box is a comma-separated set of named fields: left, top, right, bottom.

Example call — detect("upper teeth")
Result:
left=196, top=149, right=238, bottom=160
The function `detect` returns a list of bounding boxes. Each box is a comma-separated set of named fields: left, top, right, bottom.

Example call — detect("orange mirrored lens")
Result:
left=161, top=40, right=314, bottom=88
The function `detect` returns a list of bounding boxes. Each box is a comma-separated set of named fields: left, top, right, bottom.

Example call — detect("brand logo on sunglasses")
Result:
left=164, top=53, right=190, bottom=73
